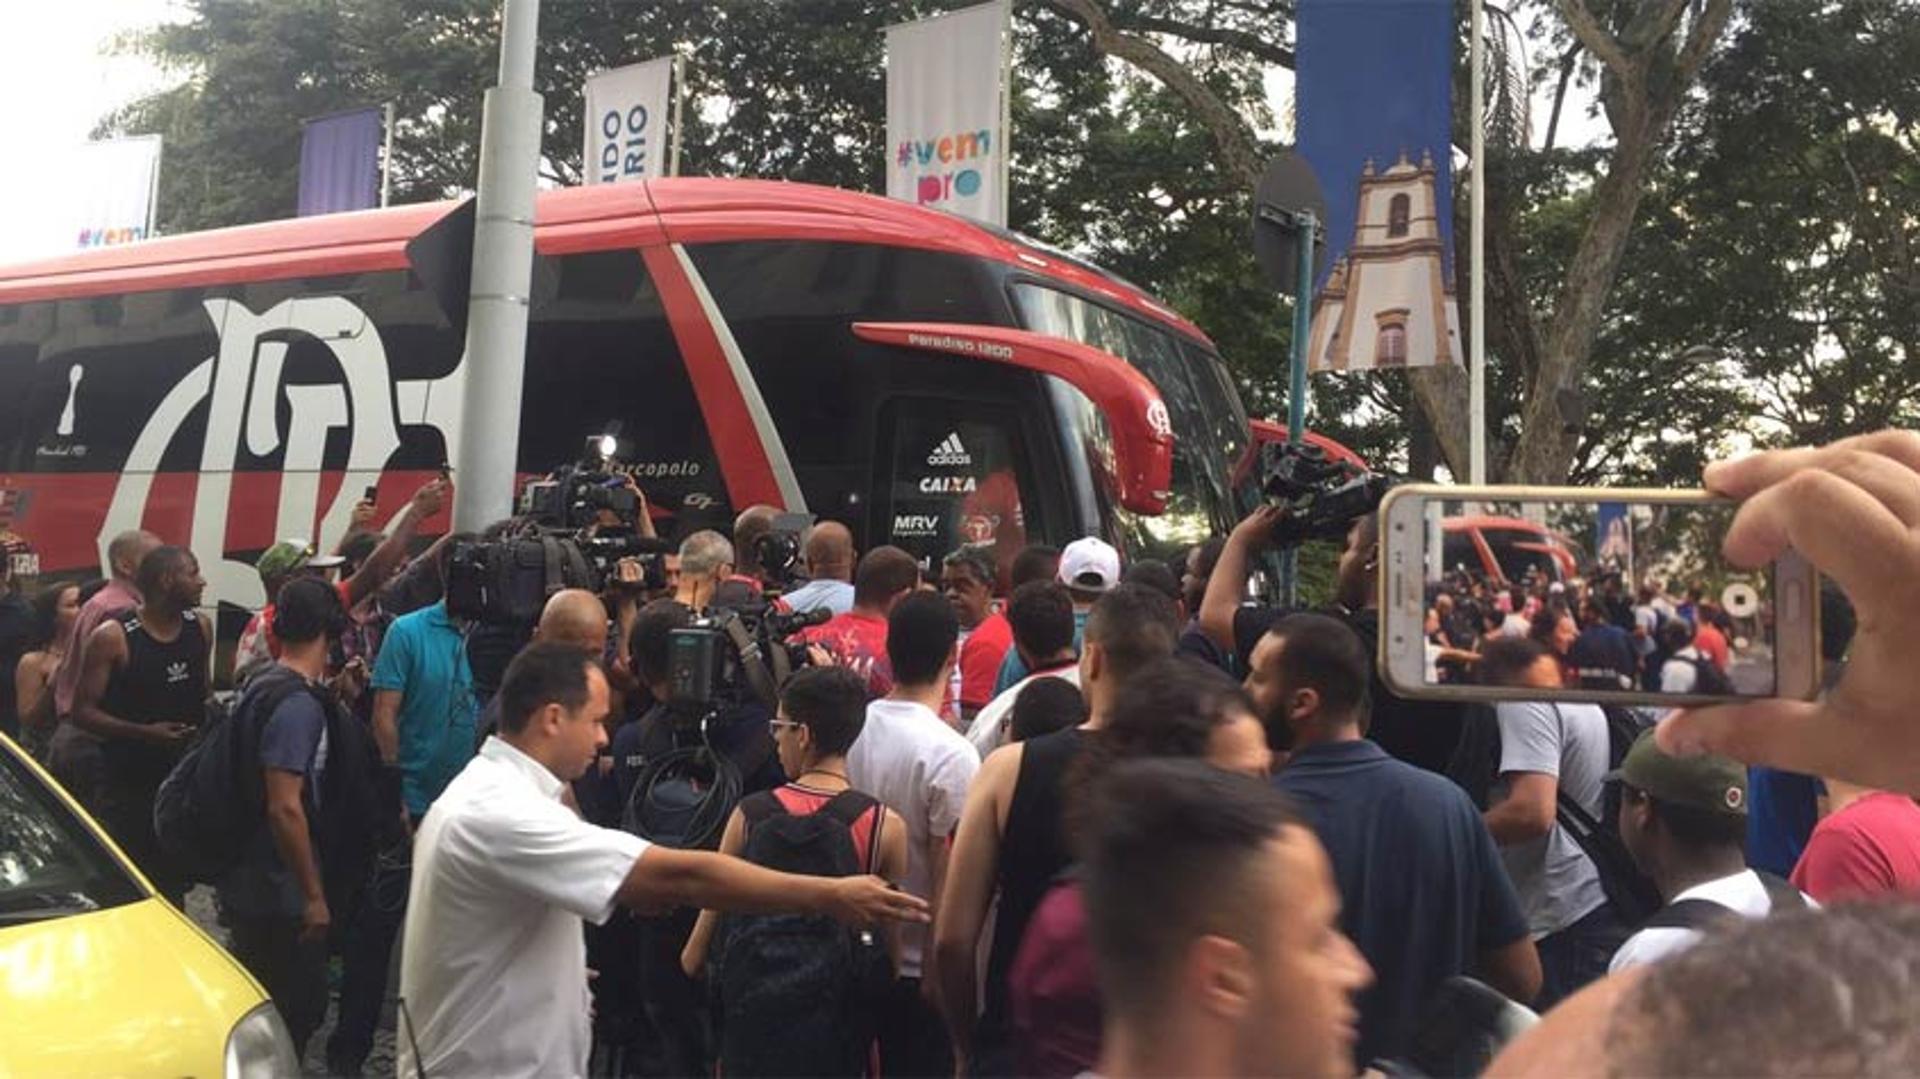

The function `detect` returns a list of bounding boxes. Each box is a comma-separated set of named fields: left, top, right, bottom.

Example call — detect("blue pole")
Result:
left=1281, top=211, right=1316, bottom=606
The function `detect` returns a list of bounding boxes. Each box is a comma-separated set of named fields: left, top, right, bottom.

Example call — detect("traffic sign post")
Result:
left=1252, top=153, right=1327, bottom=606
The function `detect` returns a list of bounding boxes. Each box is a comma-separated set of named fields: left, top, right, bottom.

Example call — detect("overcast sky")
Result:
left=0, top=1, right=190, bottom=264
left=0, top=1, right=1605, bottom=267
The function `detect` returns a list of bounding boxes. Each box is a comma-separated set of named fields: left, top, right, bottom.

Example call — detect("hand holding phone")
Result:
left=1656, top=431, right=1920, bottom=796
left=1377, top=485, right=1819, bottom=707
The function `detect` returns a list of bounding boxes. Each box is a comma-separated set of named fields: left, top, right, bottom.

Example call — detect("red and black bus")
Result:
left=0, top=178, right=1260, bottom=644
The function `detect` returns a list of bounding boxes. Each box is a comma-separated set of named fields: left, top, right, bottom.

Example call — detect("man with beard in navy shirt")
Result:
left=1253, top=613, right=1539, bottom=1065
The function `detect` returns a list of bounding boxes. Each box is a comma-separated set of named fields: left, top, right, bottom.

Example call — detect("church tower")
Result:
left=1306, top=150, right=1463, bottom=371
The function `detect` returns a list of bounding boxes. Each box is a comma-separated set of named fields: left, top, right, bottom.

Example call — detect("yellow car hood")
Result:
left=0, top=897, right=265, bottom=1077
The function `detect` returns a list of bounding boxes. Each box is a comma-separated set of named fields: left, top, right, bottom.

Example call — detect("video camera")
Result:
left=445, top=437, right=671, bottom=626
left=750, top=512, right=813, bottom=592
left=666, top=603, right=830, bottom=715
left=1261, top=441, right=1395, bottom=546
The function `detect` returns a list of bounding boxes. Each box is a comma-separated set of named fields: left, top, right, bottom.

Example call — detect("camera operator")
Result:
left=396, top=642, right=928, bottom=1078
left=713, top=504, right=779, bottom=608
left=1200, top=505, right=1467, bottom=775
left=675, top=530, right=737, bottom=613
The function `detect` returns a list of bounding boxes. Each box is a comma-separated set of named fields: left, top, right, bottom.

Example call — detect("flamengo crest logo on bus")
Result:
left=928, top=433, right=972, bottom=467
left=98, top=295, right=463, bottom=616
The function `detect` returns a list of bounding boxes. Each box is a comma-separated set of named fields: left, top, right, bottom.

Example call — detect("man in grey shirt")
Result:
left=1477, top=637, right=1627, bottom=1009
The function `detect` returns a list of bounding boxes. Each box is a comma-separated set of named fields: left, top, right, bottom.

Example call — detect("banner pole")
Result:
left=145, top=136, right=162, bottom=240
left=997, top=0, right=1012, bottom=226
left=1469, top=0, right=1488, bottom=484
left=381, top=101, right=396, bottom=207
left=1282, top=211, right=1316, bottom=606
left=669, top=54, right=686, bottom=178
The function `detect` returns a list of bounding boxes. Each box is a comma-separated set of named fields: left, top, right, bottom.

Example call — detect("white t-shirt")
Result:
left=963, top=665, right=1082, bottom=757
left=1661, top=646, right=1703, bottom=694
left=399, top=737, right=650, bottom=1079
left=847, top=698, right=981, bottom=978
left=1609, top=870, right=1813, bottom=972
left=1494, top=701, right=1610, bottom=938
left=1500, top=613, right=1532, bottom=639
left=1631, top=605, right=1660, bottom=656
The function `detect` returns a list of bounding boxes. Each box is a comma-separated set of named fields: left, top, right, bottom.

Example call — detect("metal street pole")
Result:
left=1469, top=0, right=1488, bottom=484
left=452, top=0, right=544, bottom=531
left=1282, top=210, right=1317, bottom=607
left=380, top=101, right=396, bottom=208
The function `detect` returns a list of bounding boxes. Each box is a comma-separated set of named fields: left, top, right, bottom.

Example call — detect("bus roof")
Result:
left=1443, top=515, right=1560, bottom=534
left=0, top=178, right=1209, bottom=343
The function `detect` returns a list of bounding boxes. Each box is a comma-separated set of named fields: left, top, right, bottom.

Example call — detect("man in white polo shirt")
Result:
left=398, top=642, right=928, bottom=1078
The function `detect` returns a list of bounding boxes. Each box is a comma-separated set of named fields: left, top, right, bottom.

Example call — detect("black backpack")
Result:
left=1690, top=656, right=1736, bottom=697
left=1445, top=702, right=1663, bottom=924
left=1642, top=871, right=1806, bottom=932
left=1552, top=704, right=1663, bottom=925
left=311, top=687, right=400, bottom=914
left=153, top=666, right=314, bottom=884
left=710, top=789, right=893, bottom=1078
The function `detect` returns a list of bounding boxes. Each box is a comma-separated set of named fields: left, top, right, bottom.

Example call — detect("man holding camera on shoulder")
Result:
left=1200, top=501, right=1467, bottom=775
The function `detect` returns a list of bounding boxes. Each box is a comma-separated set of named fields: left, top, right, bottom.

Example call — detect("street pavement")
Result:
left=184, top=887, right=399, bottom=1077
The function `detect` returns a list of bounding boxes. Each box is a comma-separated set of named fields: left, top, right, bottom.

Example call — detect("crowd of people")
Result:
left=1419, top=567, right=1746, bottom=697
left=5, top=430, right=1920, bottom=1077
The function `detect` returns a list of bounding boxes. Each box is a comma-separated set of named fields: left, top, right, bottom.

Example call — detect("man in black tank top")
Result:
left=72, top=545, right=208, bottom=903
left=935, top=583, right=1180, bottom=1076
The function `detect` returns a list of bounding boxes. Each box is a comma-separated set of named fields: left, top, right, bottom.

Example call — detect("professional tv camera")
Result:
left=1261, top=441, right=1395, bottom=547
left=665, top=604, right=830, bottom=715
left=445, top=437, right=671, bottom=627
left=622, top=599, right=828, bottom=851
left=749, top=512, right=813, bottom=593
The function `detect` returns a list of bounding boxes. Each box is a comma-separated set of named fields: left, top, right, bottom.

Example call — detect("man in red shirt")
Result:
left=1791, top=778, right=1920, bottom=901
left=941, top=547, right=1002, bottom=722
left=796, top=546, right=921, bottom=699
left=1693, top=605, right=1731, bottom=672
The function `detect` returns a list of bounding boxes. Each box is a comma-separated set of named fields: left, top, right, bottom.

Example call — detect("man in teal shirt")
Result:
left=371, top=598, right=478, bottom=817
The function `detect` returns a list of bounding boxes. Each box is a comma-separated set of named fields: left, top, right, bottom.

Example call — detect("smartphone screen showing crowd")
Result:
left=1378, top=486, right=1818, bottom=706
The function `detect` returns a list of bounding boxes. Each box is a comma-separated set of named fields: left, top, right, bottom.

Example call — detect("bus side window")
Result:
left=522, top=249, right=729, bottom=540
left=0, top=301, right=49, bottom=472
left=878, top=400, right=1033, bottom=584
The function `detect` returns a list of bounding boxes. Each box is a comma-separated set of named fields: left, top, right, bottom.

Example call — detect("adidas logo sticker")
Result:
left=927, top=432, right=972, bottom=467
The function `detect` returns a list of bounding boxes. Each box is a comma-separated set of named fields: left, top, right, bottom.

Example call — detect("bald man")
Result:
left=48, top=529, right=161, bottom=807
left=536, top=589, right=611, bottom=654
left=775, top=521, right=856, bottom=616
left=474, top=591, right=610, bottom=744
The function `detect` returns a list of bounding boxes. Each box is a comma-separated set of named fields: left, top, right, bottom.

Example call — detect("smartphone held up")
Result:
left=1377, top=485, right=1819, bottom=707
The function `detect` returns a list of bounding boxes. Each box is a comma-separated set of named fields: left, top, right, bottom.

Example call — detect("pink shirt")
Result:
left=1792, top=792, right=1920, bottom=902
left=53, top=578, right=139, bottom=718
left=1010, top=881, right=1102, bottom=1078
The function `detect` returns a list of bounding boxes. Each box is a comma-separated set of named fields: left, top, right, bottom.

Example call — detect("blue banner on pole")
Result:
left=297, top=107, right=384, bottom=217
left=1596, top=502, right=1632, bottom=575
left=1296, top=0, right=1462, bottom=372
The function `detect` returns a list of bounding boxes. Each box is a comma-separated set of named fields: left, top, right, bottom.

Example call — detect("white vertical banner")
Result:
left=886, top=1, right=1011, bottom=225
left=67, top=136, right=163, bottom=249
left=583, top=56, right=675, bottom=185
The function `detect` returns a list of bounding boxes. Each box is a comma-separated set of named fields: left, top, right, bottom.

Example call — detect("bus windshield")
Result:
left=1011, top=282, right=1254, bottom=562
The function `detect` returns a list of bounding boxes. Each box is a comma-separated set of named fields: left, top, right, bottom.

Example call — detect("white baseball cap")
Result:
left=1059, top=537, right=1121, bottom=593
